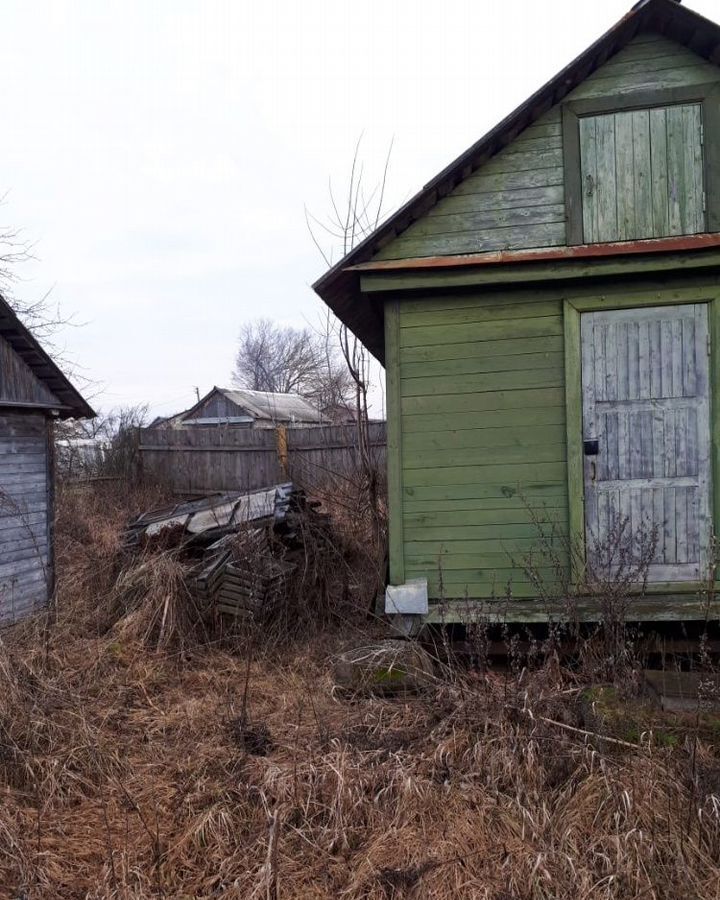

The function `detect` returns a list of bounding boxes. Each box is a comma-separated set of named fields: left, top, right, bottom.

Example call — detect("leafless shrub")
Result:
left=518, top=502, right=658, bottom=685
left=305, top=471, right=387, bottom=616
left=99, top=405, right=150, bottom=481
left=56, top=404, right=150, bottom=484
left=306, top=135, right=391, bottom=551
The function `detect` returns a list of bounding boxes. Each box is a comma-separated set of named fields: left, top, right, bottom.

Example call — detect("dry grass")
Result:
left=0, top=483, right=719, bottom=898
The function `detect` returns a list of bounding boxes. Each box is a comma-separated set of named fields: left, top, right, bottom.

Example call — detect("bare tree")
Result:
left=0, top=219, right=67, bottom=340
left=232, top=318, right=354, bottom=415
left=305, top=135, right=393, bottom=269
left=0, top=209, right=92, bottom=400
left=306, top=136, right=393, bottom=511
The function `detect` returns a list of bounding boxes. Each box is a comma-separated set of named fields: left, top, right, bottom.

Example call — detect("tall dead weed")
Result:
left=0, top=483, right=718, bottom=898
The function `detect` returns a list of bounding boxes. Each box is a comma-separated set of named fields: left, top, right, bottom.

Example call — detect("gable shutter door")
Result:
left=579, top=104, right=705, bottom=243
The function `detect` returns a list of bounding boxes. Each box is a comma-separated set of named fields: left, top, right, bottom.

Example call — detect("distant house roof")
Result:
left=0, top=293, right=95, bottom=419
left=221, top=388, right=323, bottom=422
left=321, top=401, right=358, bottom=424
left=312, top=0, right=720, bottom=364
left=183, top=387, right=324, bottom=425
left=148, top=410, right=189, bottom=429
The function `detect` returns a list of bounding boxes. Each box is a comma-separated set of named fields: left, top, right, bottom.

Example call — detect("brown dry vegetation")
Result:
left=1, top=484, right=720, bottom=898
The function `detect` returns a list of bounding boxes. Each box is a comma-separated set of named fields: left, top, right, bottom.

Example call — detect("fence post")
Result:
left=276, top=425, right=288, bottom=477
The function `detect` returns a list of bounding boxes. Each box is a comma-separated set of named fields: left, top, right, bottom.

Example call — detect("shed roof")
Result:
left=185, top=387, right=324, bottom=424
left=0, top=294, right=95, bottom=419
left=312, top=0, right=720, bottom=364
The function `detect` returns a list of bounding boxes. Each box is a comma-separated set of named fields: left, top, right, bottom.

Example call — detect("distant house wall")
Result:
left=55, top=438, right=110, bottom=479
left=185, top=392, right=250, bottom=423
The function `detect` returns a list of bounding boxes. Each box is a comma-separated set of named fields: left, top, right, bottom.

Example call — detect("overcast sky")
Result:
left=1, top=0, right=716, bottom=419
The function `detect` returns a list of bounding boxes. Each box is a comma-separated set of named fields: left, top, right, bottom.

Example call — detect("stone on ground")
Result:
left=333, top=640, right=435, bottom=694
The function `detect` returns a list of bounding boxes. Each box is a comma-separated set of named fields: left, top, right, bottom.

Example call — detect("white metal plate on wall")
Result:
left=385, top=579, right=429, bottom=615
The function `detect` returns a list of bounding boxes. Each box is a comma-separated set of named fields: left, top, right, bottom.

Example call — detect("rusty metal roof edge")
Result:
left=348, top=234, right=720, bottom=272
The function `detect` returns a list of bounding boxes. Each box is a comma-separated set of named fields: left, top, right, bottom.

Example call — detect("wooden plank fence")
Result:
left=137, top=422, right=387, bottom=494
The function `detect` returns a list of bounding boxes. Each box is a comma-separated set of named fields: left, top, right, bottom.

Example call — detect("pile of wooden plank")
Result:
left=192, top=530, right=296, bottom=623
left=215, top=561, right=287, bottom=619
left=126, top=481, right=330, bottom=627
left=194, top=539, right=233, bottom=604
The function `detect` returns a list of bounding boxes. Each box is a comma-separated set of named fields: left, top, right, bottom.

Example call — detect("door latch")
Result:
left=583, top=439, right=599, bottom=456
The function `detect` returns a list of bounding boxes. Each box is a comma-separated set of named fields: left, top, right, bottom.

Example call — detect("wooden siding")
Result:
left=375, top=109, right=566, bottom=261
left=0, top=413, right=50, bottom=625
left=374, top=34, right=720, bottom=262
left=567, top=34, right=720, bottom=103
left=0, top=333, right=61, bottom=408
left=388, top=274, right=720, bottom=607
left=395, top=288, right=567, bottom=599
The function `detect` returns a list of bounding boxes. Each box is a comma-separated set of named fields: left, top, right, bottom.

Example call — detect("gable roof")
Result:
left=312, top=0, right=720, bottom=364
left=183, top=387, right=324, bottom=424
left=0, top=294, right=95, bottom=419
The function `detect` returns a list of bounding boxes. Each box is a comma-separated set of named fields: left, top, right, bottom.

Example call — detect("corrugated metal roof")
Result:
left=312, top=0, right=720, bottom=365
left=180, top=387, right=324, bottom=425
left=219, top=388, right=324, bottom=423
left=0, top=294, right=95, bottom=419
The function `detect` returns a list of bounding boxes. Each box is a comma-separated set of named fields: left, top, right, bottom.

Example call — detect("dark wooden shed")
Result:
left=0, top=296, right=94, bottom=625
left=314, top=0, right=720, bottom=628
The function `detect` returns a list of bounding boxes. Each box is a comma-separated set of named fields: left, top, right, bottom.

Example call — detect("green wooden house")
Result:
left=314, top=0, right=720, bottom=628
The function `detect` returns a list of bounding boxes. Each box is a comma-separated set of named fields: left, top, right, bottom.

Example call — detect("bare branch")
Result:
left=232, top=319, right=354, bottom=419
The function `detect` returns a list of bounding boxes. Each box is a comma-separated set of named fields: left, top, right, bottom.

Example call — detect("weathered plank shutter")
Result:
left=579, top=104, right=705, bottom=243
left=581, top=304, right=711, bottom=583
